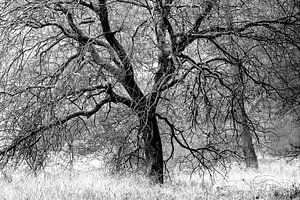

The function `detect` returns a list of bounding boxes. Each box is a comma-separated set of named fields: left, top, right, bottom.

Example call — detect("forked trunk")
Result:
left=140, top=115, right=163, bottom=184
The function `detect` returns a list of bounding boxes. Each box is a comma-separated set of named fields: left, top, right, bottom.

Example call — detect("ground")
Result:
left=0, top=156, right=299, bottom=200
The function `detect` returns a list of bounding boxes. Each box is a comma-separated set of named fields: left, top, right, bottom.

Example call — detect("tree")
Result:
left=224, top=0, right=258, bottom=168
left=0, top=0, right=299, bottom=183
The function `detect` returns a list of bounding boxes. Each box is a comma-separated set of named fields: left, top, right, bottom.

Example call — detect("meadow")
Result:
left=0, top=157, right=299, bottom=200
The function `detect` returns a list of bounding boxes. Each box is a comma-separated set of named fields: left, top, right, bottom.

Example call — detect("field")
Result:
left=0, top=157, right=299, bottom=200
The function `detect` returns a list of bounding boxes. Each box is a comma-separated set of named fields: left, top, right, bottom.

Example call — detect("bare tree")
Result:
left=0, top=0, right=299, bottom=183
left=223, top=0, right=258, bottom=168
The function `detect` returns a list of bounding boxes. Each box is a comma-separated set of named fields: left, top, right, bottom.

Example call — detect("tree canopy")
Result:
left=0, top=0, right=300, bottom=183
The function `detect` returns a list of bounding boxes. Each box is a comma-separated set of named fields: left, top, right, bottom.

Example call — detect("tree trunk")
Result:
left=234, top=66, right=258, bottom=169
left=225, top=1, right=258, bottom=168
left=241, top=121, right=258, bottom=168
left=140, top=114, right=163, bottom=184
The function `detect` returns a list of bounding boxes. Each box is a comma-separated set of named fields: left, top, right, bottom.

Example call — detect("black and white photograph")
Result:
left=0, top=0, right=299, bottom=199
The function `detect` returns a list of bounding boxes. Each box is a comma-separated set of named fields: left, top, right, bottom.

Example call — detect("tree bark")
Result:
left=233, top=65, right=258, bottom=169
left=140, top=114, right=163, bottom=184
left=241, top=118, right=258, bottom=168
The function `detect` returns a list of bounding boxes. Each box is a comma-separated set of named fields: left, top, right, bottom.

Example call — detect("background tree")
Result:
left=0, top=0, right=299, bottom=184
left=223, top=0, right=258, bottom=168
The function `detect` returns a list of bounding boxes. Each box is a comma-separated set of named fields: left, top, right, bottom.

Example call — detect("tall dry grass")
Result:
left=0, top=157, right=299, bottom=200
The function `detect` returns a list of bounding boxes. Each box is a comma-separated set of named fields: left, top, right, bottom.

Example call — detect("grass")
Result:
left=0, top=157, right=299, bottom=200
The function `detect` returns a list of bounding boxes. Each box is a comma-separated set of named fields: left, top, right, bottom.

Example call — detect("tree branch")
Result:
left=97, top=0, right=145, bottom=102
left=0, top=97, right=111, bottom=157
left=175, top=14, right=299, bottom=53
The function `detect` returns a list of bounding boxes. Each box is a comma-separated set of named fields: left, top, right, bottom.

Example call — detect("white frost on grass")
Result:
left=0, top=157, right=299, bottom=200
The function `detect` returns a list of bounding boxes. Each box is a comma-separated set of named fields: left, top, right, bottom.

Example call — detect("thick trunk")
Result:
left=140, top=115, right=163, bottom=184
